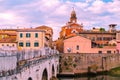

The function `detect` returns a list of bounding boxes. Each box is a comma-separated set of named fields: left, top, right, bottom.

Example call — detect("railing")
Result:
left=0, top=53, right=59, bottom=77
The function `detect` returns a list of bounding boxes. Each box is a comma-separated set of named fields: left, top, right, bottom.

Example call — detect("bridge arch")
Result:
left=42, top=68, right=48, bottom=80
left=28, top=77, right=32, bottom=80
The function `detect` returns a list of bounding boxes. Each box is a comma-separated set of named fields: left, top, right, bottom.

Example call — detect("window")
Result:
left=107, top=51, right=111, bottom=54
left=2, top=44, right=4, bottom=46
left=26, top=42, right=30, bottom=47
left=98, top=51, right=102, bottom=54
left=92, top=37, right=95, bottom=41
left=20, top=33, right=23, bottom=38
left=19, top=42, right=24, bottom=47
left=26, top=33, right=31, bottom=38
left=34, top=42, right=39, bottom=47
left=71, top=29, right=77, bottom=33
left=76, top=45, right=79, bottom=50
left=12, top=44, right=14, bottom=47
left=35, top=33, right=38, bottom=38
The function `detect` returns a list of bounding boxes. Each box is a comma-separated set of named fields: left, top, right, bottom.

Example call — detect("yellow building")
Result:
left=16, top=29, right=45, bottom=50
left=35, top=25, right=53, bottom=47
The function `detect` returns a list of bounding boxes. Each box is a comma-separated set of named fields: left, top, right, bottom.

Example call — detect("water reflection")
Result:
left=58, top=75, right=120, bottom=80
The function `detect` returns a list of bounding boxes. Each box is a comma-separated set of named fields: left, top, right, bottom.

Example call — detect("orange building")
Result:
left=60, top=9, right=83, bottom=39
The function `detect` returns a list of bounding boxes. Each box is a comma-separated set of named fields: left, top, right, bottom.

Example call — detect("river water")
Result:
left=58, top=75, right=120, bottom=80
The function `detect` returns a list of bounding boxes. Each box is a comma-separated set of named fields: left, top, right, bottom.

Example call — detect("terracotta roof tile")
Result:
left=0, top=37, right=16, bottom=43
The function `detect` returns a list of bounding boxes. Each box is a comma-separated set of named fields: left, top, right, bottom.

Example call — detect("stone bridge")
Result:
left=0, top=47, right=59, bottom=80
left=59, top=53, right=120, bottom=74
left=0, top=54, right=59, bottom=80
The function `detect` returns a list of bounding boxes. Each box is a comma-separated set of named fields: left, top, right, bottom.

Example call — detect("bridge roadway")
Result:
left=0, top=54, right=59, bottom=80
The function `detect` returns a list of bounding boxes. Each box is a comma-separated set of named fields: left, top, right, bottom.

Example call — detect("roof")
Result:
left=0, top=29, right=17, bottom=31
left=16, top=29, right=45, bottom=32
left=35, top=25, right=53, bottom=30
left=80, top=31, right=116, bottom=34
left=0, top=37, right=16, bottom=43
left=64, top=34, right=91, bottom=40
left=0, top=32, right=16, bottom=36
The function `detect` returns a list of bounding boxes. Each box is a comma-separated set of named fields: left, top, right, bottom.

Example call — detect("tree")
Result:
left=100, top=28, right=105, bottom=32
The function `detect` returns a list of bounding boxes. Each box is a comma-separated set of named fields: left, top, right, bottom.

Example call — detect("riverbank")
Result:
left=57, top=71, right=108, bottom=77
left=109, top=67, right=120, bottom=77
left=58, top=67, right=120, bottom=78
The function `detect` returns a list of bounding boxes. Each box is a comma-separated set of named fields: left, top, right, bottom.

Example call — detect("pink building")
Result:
left=64, top=35, right=116, bottom=53
left=116, top=33, right=120, bottom=53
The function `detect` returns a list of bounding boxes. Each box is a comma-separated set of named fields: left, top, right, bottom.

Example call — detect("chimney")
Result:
left=109, top=24, right=117, bottom=32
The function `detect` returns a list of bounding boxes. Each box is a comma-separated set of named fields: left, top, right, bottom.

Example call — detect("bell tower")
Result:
left=70, top=7, right=77, bottom=23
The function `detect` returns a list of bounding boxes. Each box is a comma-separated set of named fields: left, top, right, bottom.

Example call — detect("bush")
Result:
left=64, top=61, right=68, bottom=66
left=99, top=45, right=103, bottom=48
left=73, top=64, right=77, bottom=68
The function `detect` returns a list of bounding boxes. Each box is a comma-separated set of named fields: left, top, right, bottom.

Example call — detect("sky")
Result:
left=0, top=0, right=120, bottom=40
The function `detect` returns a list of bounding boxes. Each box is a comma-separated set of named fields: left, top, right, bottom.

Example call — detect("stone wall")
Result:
left=59, top=53, right=120, bottom=74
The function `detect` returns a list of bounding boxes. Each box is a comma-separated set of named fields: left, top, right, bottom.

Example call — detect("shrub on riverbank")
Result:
left=109, top=67, right=120, bottom=77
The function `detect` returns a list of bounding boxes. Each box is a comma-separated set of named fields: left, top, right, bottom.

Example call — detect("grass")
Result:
left=109, top=67, right=120, bottom=77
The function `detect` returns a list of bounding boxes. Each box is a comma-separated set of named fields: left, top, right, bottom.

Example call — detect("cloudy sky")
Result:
left=0, top=0, right=120, bottom=40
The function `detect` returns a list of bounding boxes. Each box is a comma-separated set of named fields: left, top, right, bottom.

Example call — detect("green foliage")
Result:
left=73, top=64, right=77, bottom=68
left=109, top=67, right=120, bottom=76
left=64, top=61, right=68, bottom=66
left=90, top=64, right=98, bottom=71
left=99, top=45, right=103, bottom=48
left=100, top=28, right=105, bottom=32
left=59, top=66, right=62, bottom=73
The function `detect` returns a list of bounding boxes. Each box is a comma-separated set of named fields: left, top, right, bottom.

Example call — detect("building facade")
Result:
left=57, top=9, right=117, bottom=53
left=59, top=8, right=83, bottom=39
left=64, top=35, right=116, bottom=53
left=116, top=33, right=120, bottom=53
left=35, top=25, right=53, bottom=47
left=17, top=29, right=45, bottom=50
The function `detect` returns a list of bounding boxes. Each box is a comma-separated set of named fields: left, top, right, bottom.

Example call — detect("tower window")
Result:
left=71, top=29, right=77, bottom=33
